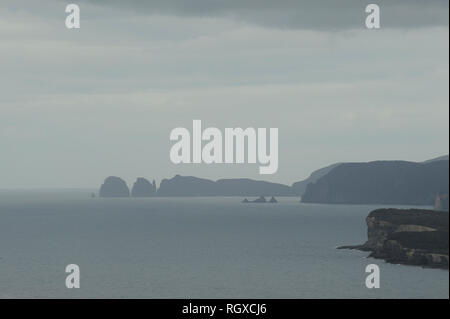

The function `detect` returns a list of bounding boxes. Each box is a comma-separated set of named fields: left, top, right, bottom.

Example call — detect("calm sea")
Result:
left=0, top=190, right=448, bottom=298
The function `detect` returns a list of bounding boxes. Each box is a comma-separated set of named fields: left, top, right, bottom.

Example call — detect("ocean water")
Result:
left=0, top=190, right=448, bottom=299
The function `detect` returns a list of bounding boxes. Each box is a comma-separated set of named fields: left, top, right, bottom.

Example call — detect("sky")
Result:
left=0, top=0, right=448, bottom=188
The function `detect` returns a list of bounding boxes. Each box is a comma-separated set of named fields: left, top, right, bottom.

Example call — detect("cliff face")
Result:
left=291, top=163, right=341, bottom=196
left=99, top=176, right=130, bottom=197
left=301, top=160, right=449, bottom=205
left=342, top=209, right=449, bottom=269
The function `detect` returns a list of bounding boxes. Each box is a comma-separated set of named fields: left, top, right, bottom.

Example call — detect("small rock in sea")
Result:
left=253, top=196, right=267, bottom=203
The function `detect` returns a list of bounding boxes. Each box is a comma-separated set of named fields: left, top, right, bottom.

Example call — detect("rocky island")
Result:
left=99, top=176, right=130, bottom=197
left=242, top=196, right=278, bottom=203
left=131, top=178, right=156, bottom=197
left=339, top=208, right=449, bottom=269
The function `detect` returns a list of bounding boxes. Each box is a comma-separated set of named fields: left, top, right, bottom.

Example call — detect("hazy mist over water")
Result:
left=0, top=0, right=448, bottom=302
left=0, top=191, right=447, bottom=298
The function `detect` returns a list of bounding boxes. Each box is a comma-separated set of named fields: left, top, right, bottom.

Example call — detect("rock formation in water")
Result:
left=301, top=160, right=449, bottom=205
left=434, top=193, right=449, bottom=211
left=157, top=175, right=294, bottom=196
left=253, top=196, right=266, bottom=203
left=338, top=208, right=449, bottom=269
left=99, top=176, right=130, bottom=197
left=242, top=196, right=270, bottom=203
left=131, top=177, right=156, bottom=197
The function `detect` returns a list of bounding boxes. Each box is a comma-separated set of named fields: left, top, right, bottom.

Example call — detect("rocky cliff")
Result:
left=291, top=162, right=341, bottom=196
left=131, top=177, right=156, bottom=197
left=99, top=176, right=130, bottom=197
left=301, top=160, right=449, bottom=205
left=339, top=208, right=449, bottom=269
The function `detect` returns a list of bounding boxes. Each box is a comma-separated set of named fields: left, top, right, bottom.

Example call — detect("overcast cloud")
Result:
left=79, top=0, right=449, bottom=30
left=0, top=0, right=448, bottom=188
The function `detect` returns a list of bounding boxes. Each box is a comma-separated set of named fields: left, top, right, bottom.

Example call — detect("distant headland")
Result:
left=97, top=155, right=449, bottom=207
left=301, top=159, right=449, bottom=205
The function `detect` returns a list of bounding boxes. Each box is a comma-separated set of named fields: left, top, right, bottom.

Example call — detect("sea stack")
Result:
left=131, top=178, right=156, bottom=197
left=99, top=176, right=130, bottom=197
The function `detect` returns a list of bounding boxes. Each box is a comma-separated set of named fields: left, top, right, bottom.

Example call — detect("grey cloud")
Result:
left=75, top=0, right=449, bottom=30
left=0, top=0, right=448, bottom=188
